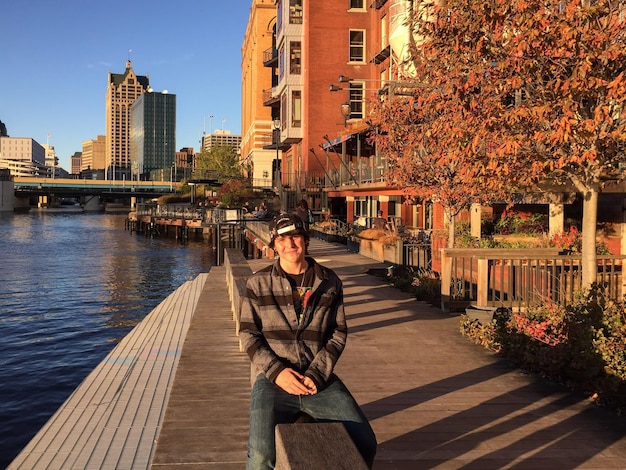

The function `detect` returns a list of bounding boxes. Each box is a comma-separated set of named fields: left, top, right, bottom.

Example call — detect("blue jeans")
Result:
left=247, top=374, right=377, bottom=469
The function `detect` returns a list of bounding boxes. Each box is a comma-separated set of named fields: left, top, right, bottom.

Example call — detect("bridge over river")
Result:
left=13, top=177, right=179, bottom=197
left=9, top=177, right=182, bottom=210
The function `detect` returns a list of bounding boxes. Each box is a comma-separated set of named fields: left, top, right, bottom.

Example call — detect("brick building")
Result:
left=242, top=0, right=432, bottom=230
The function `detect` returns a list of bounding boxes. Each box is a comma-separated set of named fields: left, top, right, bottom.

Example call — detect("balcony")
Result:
left=263, top=47, right=278, bottom=67
left=262, top=88, right=280, bottom=107
left=277, top=158, right=389, bottom=192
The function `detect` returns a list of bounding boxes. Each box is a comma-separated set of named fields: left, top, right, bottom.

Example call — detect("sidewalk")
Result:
left=156, top=238, right=626, bottom=469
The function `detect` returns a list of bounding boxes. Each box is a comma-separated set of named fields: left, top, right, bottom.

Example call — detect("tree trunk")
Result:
left=447, top=211, right=455, bottom=249
left=581, top=188, right=598, bottom=289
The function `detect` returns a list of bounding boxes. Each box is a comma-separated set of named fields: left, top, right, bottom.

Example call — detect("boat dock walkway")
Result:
left=10, top=239, right=626, bottom=469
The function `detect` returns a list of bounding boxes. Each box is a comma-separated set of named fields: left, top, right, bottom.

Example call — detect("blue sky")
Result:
left=0, top=0, right=252, bottom=170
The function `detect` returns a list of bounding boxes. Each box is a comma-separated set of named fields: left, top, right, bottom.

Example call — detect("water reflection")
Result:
left=0, top=211, right=215, bottom=467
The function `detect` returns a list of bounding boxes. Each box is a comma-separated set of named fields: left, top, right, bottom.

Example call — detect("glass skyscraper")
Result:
left=130, top=91, right=176, bottom=181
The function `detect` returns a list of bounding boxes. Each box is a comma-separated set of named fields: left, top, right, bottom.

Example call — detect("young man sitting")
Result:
left=239, top=213, right=377, bottom=469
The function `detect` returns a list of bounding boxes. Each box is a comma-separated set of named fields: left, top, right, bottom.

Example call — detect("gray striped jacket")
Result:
left=239, top=257, right=347, bottom=390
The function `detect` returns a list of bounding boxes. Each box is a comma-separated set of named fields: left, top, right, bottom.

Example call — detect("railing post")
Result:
left=440, top=248, right=452, bottom=313
left=477, top=258, right=489, bottom=308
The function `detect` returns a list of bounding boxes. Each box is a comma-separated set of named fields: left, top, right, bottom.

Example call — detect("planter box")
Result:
left=357, top=238, right=401, bottom=264
left=312, top=229, right=346, bottom=245
left=464, top=305, right=497, bottom=324
left=347, top=237, right=360, bottom=253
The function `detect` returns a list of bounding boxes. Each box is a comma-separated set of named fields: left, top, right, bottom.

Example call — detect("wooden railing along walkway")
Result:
left=441, top=248, right=626, bottom=312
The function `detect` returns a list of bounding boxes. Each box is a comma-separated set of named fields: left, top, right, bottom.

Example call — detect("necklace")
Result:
left=300, top=269, right=306, bottom=288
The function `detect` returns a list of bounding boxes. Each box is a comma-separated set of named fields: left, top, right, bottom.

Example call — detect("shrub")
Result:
left=541, top=226, right=612, bottom=255
left=460, top=286, right=626, bottom=411
left=494, top=210, right=547, bottom=235
left=385, top=266, right=441, bottom=303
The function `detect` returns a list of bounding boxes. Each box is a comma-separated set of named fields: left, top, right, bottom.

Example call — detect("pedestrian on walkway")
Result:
left=295, top=198, right=312, bottom=231
left=239, top=213, right=377, bottom=469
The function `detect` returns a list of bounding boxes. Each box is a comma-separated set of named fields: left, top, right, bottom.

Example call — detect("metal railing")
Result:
left=402, top=243, right=432, bottom=271
left=277, top=161, right=389, bottom=191
left=263, top=47, right=277, bottom=64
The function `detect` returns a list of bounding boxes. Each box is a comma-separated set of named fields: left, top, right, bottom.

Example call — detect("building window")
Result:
left=290, top=41, right=301, bottom=74
left=292, top=90, right=301, bottom=127
left=349, top=30, right=365, bottom=62
left=381, top=13, right=388, bottom=47
left=281, top=93, right=288, bottom=130
left=349, top=82, right=364, bottom=119
left=279, top=44, right=285, bottom=81
left=349, top=0, right=364, bottom=9
left=290, top=0, right=303, bottom=24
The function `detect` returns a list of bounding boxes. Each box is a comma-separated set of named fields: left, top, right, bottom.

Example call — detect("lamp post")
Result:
left=273, top=118, right=281, bottom=191
left=340, top=102, right=351, bottom=127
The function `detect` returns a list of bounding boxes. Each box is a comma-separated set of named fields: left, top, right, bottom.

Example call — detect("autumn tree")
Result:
left=370, top=90, right=500, bottom=247
left=370, top=1, right=518, bottom=248
left=195, top=144, right=243, bottom=179
left=372, top=0, right=626, bottom=285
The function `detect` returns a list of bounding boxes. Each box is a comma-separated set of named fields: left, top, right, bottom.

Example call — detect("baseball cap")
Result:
left=269, top=213, right=308, bottom=247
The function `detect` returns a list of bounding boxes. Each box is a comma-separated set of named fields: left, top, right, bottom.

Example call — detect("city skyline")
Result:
left=0, top=0, right=251, bottom=171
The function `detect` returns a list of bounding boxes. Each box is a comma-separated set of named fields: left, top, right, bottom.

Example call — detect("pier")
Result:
left=9, top=238, right=626, bottom=469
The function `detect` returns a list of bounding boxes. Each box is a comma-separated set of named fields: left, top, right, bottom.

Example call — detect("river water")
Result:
left=0, top=212, right=216, bottom=468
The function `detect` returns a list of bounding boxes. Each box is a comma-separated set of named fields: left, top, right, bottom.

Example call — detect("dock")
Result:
left=9, top=238, right=626, bottom=469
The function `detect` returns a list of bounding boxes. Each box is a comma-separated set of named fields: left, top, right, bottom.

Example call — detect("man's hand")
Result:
left=275, top=368, right=317, bottom=395
left=301, top=376, right=318, bottom=394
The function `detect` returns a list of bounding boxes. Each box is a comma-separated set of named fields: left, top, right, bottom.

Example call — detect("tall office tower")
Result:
left=105, top=60, right=150, bottom=180
left=129, top=90, right=176, bottom=181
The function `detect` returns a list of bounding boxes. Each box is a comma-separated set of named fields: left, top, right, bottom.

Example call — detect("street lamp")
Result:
left=340, top=103, right=351, bottom=127
left=189, top=182, right=195, bottom=205
left=273, top=118, right=281, bottom=191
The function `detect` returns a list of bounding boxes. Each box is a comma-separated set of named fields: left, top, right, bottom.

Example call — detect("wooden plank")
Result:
left=150, top=267, right=250, bottom=468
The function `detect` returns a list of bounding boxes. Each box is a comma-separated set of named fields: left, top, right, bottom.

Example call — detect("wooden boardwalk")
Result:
left=10, top=238, right=626, bottom=469
left=9, top=273, right=208, bottom=470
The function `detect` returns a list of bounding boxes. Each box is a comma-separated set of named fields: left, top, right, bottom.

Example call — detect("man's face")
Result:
left=274, top=234, right=306, bottom=263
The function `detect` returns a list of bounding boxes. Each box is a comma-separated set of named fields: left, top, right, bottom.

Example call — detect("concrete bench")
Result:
left=275, top=422, right=368, bottom=470
left=223, top=248, right=253, bottom=345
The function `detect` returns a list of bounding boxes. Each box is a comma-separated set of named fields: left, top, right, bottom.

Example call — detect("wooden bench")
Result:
left=274, top=422, right=368, bottom=470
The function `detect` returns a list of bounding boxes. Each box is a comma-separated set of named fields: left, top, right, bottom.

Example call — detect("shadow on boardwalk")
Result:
left=137, top=237, right=626, bottom=469
left=272, top=239, right=626, bottom=469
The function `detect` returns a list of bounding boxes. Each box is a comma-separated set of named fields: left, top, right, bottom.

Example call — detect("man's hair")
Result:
left=269, top=213, right=309, bottom=248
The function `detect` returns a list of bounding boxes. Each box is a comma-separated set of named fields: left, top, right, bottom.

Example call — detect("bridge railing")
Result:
left=135, top=203, right=204, bottom=220
left=204, top=208, right=245, bottom=224
left=155, top=204, right=204, bottom=220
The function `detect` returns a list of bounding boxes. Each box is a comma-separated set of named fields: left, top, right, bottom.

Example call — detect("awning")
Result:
left=370, top=45, right=391, bottom=64
left=322, top=133, right=354, bottom=150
